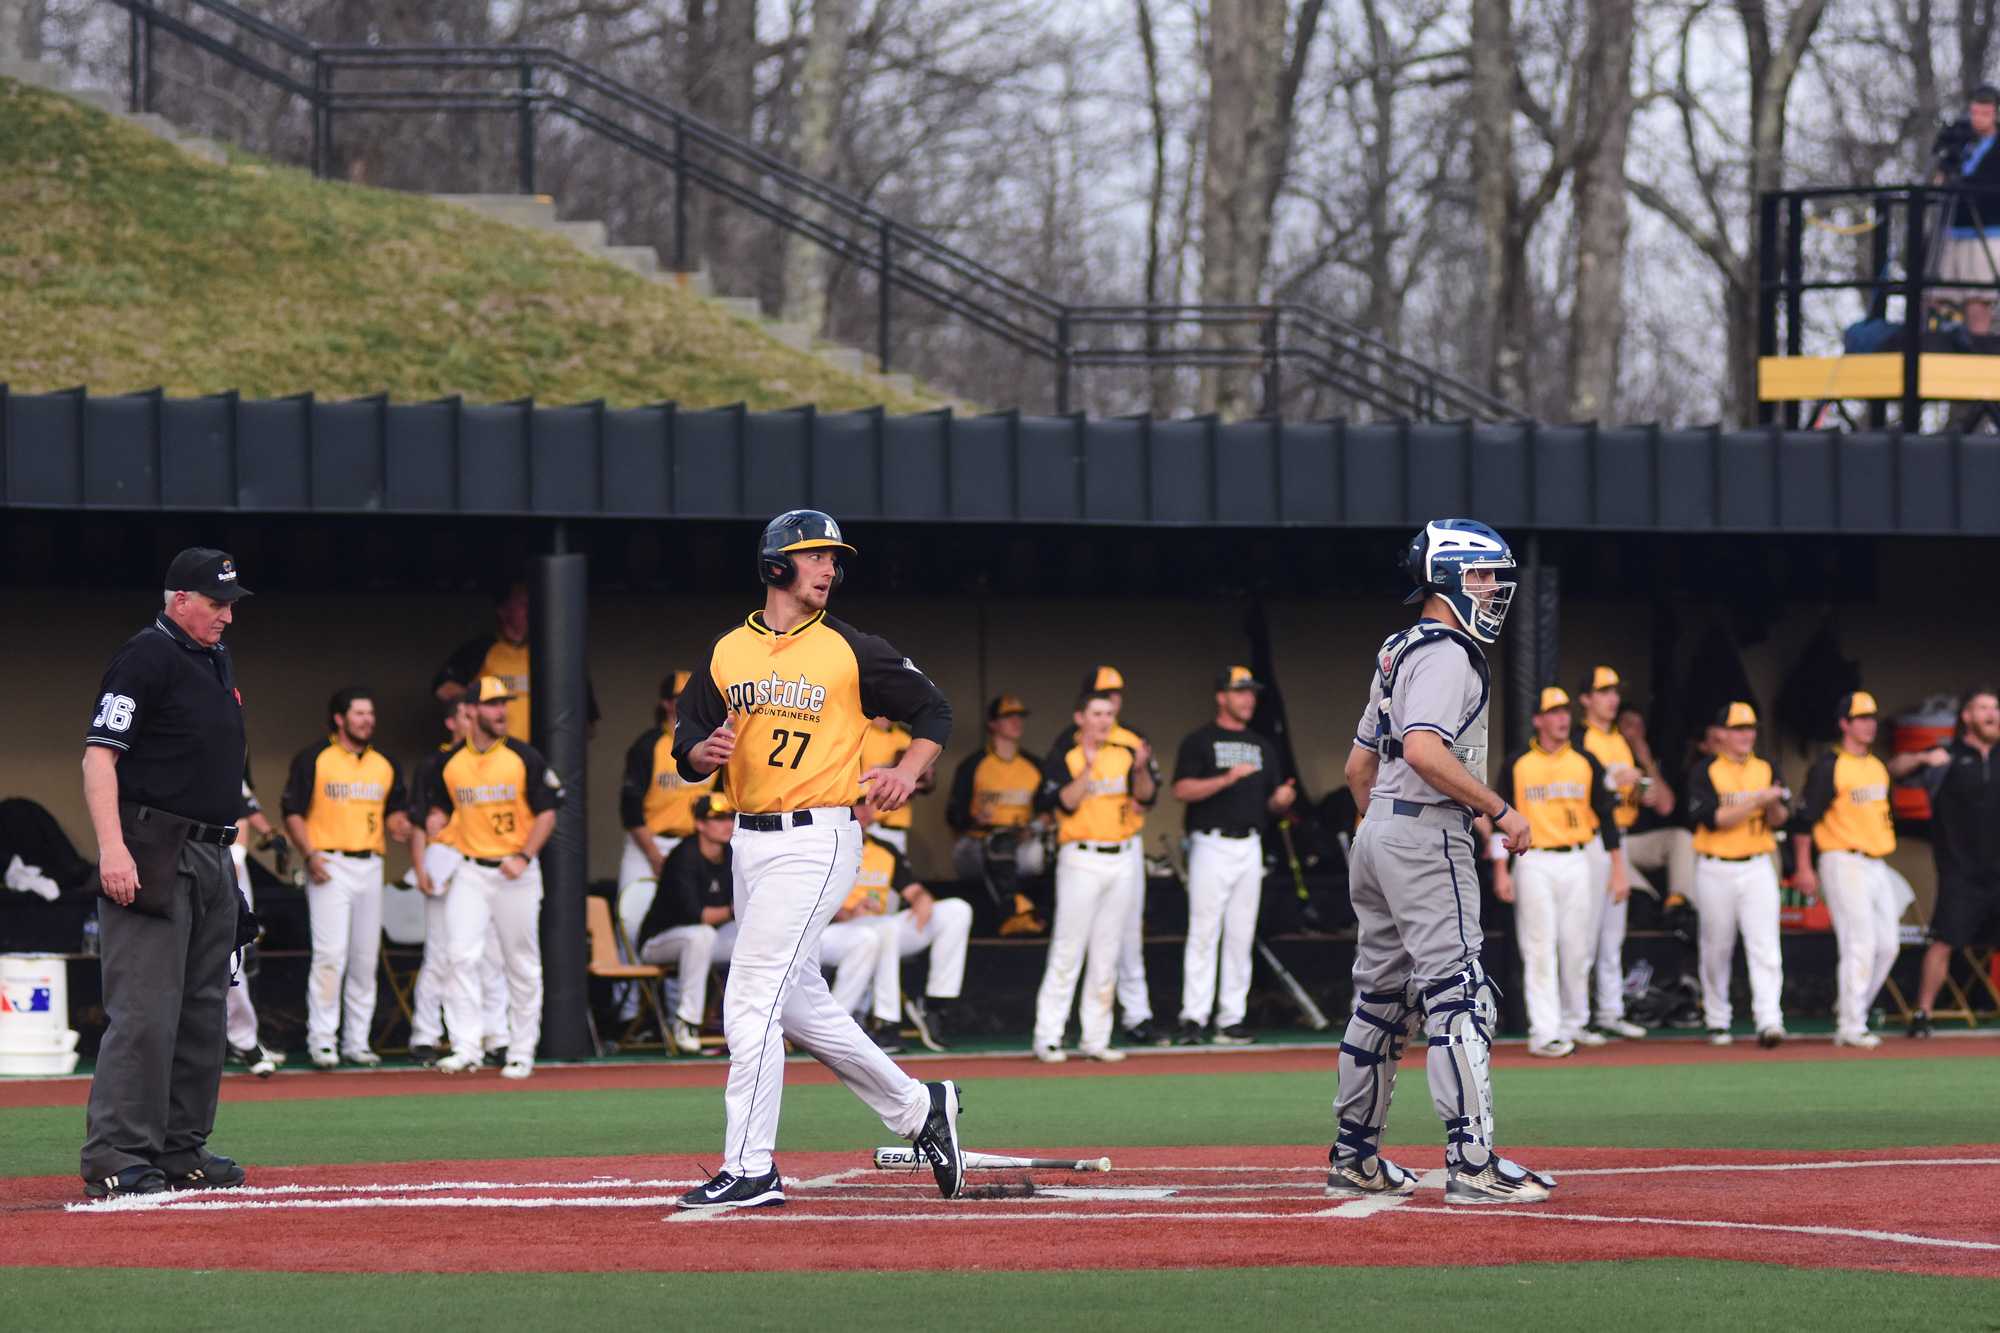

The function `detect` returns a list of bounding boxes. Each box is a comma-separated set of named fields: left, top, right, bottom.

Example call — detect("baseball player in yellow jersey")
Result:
left=1573, top=666, right=1664, bottom=1040
left=402, top=696, right=482, bottom=1065
left=432, top=581, right=599, bottom=740
left=280, top=688, right=410, bottom=1069
left=1032, top=690, right=1158, bottom=1062
left=1491, top=688, right=1626, bottom=1058
left=1049, top=666, right=1161, bottom=1043
left=1795, top=692, right=1937, bottom=1048
left=946, top=695, right=1047, bottom=933
left=1685, top=702, right=1791, bottom=1047
left=671, top=509, right=964, bottom=1209
left=424, top=676, right=562, bottom=1078
left=616, top=671, right=715, bottom=962
left=858, top=716, right=926, bottom=853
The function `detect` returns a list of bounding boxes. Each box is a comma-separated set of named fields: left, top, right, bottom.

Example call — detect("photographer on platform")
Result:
left=1931, top=85, right=2000, bottom=335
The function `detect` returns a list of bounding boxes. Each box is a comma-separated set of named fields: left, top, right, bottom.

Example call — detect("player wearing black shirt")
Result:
left=1169, top=667, right=1296, bottom=1045
left=80, top=549, right=255, bottom=1200
left=634, top=794, right=737, bottom=1053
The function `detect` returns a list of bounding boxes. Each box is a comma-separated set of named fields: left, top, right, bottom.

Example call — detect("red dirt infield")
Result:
left=8, top=1145, right=1998, bottom=1279
left=4, top=1035, right=1994, bottom=1109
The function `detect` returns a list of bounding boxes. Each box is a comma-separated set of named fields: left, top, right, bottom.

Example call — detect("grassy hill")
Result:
left=0, top=77, right=935, bottom=410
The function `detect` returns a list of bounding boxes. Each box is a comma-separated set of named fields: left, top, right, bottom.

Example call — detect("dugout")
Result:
left=4, top=389, right=1996, bottom=1050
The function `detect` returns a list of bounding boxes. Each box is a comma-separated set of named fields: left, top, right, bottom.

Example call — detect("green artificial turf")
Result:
left=5, top=1054, right=1994, bottom=1179
left=5, top=1262, right=1996, bottom=1330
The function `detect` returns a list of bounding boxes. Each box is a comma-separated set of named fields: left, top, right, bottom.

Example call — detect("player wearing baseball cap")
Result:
left=1685, top=701, right=1790, bottom=1048
left=1169, top=666, right=1295, bottom=1045
left=1573, top=666, right=1657, bottom=1040
left=945, top=694, right=1047, bottom=935
left=1794, top=692, right=1940, bottom=1048
left=1490, top=687, right=1626, bottom=1058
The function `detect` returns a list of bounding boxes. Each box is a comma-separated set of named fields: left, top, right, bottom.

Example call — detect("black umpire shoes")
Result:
left=165, top=1152, right=247, bottom=1191
left=83, top=1164, right=167, bottom=1199
left=913, top=1079, right=966, bottom=1200
left=678, top=1169, right=786, bottom=1210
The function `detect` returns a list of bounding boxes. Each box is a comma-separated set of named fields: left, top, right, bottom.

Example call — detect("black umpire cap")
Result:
left=166, top=547, right=252, bottom=602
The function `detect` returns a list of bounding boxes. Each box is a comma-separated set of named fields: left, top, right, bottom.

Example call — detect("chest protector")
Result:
left=1373, top=623, right=1492, bottom=777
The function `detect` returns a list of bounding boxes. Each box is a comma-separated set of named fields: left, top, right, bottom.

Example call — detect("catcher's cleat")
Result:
left=1326, top=1155, right=1420, bottom=1197
left=1445, top=1155, right=1554, bottom=1205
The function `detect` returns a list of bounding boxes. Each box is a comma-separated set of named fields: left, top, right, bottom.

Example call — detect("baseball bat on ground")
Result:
left=872, top=1148, right=1111, bottom=1172
left=1253, top=935, right=1332, bottom=1030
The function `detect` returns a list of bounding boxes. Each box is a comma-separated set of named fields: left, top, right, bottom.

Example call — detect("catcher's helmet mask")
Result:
left=758, top=509, right=856, bottom=590
left=1402, top=518, right=1517, bottom=644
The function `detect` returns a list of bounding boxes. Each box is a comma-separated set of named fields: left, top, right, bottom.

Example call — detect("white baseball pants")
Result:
left=305, top=853, right=384, bottom=1057
left=1179, top=831, right=1264, bottom=1028
left=224, top=846, right=262, bottom=1051
left=617, top=833, right=682, bottom=894
left=1583, top=836, right=1654, bottom=1023
left=408, top=891, right=503, bottom=1050
left=1817, top=851, right=1910, bottom=1039
left=818, top=918, right=885, bottom=1016
left=1034, top=839, right=1138, bottom=1051
left=1694, top=854, right=1784, bottom=1033
left=638, top=923, right=719, bottom=1027
left=867, top=898, right=974, bottom=1024
left=1113, top=838, right=1152, bottom=1026
left=1624, top=826, right=1696, bottom=900
left=441, top=859, right=544, bottom=1062
left=719, top=810, right=929, bottom=1179
left=1511, top=848, right=1596, bottom=1046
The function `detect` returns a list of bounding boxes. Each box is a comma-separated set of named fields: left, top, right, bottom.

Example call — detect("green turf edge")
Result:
left=5, top=1262, right=1996, bottom=1331
left=6, top=1057, right=1997, bottom=1178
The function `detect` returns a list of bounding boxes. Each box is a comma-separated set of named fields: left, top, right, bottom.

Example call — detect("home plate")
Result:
left=1036, top=1187, right=1178, bottom=1201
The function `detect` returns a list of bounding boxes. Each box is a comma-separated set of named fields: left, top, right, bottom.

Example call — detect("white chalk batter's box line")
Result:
left=60, top=1156, right=2000, bottom=1256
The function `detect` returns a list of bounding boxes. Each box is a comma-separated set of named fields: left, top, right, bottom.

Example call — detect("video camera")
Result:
left=1936, top=117, right=1978, bottom=173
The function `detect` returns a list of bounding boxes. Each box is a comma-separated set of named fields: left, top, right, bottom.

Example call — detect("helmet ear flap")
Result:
left=760, top=553, right=795, bottom=588
left=831, top=558, right=844, bottom=590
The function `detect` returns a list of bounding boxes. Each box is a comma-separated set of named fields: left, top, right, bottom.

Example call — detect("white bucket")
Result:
left=0, top=953, right=82, bottom=1076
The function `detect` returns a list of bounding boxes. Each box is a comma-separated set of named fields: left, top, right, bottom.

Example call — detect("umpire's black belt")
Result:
left=1192, top=828, right=1258, bottom=839
left=124, top=802, right=237, bottom=847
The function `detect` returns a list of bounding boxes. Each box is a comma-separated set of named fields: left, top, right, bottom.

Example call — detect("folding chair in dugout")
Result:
left=585, top=895, right=675, bottom=1056
left=374, top=874, right=428, bottom=1052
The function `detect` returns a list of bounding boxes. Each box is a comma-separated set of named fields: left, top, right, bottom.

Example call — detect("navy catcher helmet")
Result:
left=758, top=509, right=856, bottom=589
left=1401, top=518, right=1517, bottom=643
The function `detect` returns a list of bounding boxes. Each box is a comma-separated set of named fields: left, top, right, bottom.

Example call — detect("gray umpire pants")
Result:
left=81, top=840, right=237, bottom=1182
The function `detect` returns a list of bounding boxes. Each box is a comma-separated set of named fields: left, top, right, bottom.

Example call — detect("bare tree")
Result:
left=1197, top=0, right=1326, bottom=416
left=1567, top=0, right=1636, bottom=419
left=1, top=0, right=46, bottom=62
left=779, top=0, right=859, bottom=335
left=1629, top=0, right=1829, bottom=424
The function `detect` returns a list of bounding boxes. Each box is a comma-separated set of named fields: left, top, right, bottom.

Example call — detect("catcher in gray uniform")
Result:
left=1329, top=519, right=1557, bottom=1205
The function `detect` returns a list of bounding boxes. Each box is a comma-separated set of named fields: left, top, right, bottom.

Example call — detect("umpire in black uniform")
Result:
left=79, top=549, right=254, bottom=1198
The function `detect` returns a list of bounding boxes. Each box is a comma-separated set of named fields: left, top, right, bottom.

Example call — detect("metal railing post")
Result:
left=1783, top=193, right=1805, bottom=428
left=517, top=61, right=535, bottom=194
left=127, top=9, right=141, bottom=114
left=878, top=221, right=894, bottom=375
left=310, top=52, right=324, bottom=180
left=1260, top=309, right=1281, bottom=415
left=1055, top=310, right=1072, bottom=414
left=1903, top=187, right=1927, bottom=429
left=1755, top=191, right=1780, bottom=426
left=673, top=120, right=689, bottom=270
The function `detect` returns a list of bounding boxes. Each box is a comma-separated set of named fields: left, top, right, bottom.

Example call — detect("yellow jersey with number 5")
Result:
left=673, top=610, right=952, bottom=815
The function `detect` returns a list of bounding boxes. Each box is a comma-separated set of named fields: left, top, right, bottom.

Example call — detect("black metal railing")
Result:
left=1758, top=182, right=2000, bottom=429
left=102, top=0, right=1518, bottom=422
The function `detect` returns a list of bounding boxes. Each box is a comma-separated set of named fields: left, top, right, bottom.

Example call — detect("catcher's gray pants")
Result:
left=1334, top=800, right=1498, bottom=1170
left=82, top=839, right=236, bottom=1182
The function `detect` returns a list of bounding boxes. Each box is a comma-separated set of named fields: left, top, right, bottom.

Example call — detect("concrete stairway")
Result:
left=432, top=193, right=915, bottom=398
left=0, top=57, right=228, bottom=166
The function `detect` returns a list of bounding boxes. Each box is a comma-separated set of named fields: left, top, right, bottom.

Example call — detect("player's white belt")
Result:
left=736, top=806, right=856, bottom=832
